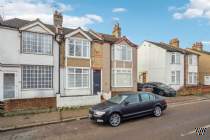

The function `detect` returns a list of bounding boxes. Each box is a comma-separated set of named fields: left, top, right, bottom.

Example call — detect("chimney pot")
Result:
left=192, top=42, right=203, bottom=51
left=169, top=38, right=179, bottom=48
left=112, top=23, right=121, bottom=38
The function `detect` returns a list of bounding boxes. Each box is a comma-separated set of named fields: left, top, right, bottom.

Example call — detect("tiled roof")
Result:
left=147, top=41, right=198, bottom=55
left=187, top=48, right=210, bottom=55
left=0, top=18, right=137, bottom=46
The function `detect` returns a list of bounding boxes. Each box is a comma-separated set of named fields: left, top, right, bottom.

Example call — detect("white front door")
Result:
left=3, top=73, right=15, bottom=99
left=204, top=76, right=210, bottom=85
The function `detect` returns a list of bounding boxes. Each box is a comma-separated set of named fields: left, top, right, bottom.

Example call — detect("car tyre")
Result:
left=109, top=113, right=121, bottom=127
left=154, top=106, right=162, bottom=117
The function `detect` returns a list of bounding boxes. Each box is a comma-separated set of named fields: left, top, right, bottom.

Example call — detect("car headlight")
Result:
left=94, top=111, right=106, bottom=116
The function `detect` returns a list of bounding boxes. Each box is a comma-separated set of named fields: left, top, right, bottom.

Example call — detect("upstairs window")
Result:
left=112, top=45, right=132, bottom=61
left=188, top=55, right=197, bottom=65
left=68, top=38, right=90, bottom=58
left=171, top=52, right=181, bottom=64
left=22, top=31, right=52, bottom=55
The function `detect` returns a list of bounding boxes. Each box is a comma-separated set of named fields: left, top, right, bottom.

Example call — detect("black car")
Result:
left=138, top=82, right=176, bottom=97
left=89, top=92, right=167, bottom=127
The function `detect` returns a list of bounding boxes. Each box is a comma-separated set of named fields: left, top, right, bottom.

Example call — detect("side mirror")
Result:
left=124, top=101, right=129, bottom=106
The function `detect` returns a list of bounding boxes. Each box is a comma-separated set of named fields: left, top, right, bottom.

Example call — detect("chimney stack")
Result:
left=169, top=38, right=179, bottom=48
left=112, top=23, right=121, bottom=38
left=53, top=11, right=63, bottom=42
left=192, top=42, right=203, bottom=51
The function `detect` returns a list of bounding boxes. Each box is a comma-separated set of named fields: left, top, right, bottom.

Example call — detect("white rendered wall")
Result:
left=138, top=41, right=167, bottom=83
left=166, top=52, right=184, bottom=90
left=0, top=25, right=59, bottom=100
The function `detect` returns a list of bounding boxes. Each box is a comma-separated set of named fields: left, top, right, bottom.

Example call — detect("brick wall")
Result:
left=178, top=85, right=210, bottom=95
left=2, top=97, right=56, bottom=112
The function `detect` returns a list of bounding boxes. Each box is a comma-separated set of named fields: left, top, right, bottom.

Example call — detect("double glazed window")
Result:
left=188, top=55, right=197, bottom=65
left=112, top=45, right=132, bottom=61
left=22, top=65, right=53, bottom=89
left=112, top=69, right=132, bottom=87
left=188, top=72, right=197, bottom=84
left=171, top=71, right=181, bottom=84
left=68, top=38, right=90, bottom=58
left=22, top=31, right=52, bottom=55
left=171, top=52, right=181, bottom=64
left=67, top=68, right=90, bottom=88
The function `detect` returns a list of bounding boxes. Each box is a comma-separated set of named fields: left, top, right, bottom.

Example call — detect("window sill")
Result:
left=21, top=52, right=53, bottom=56
left=21, top=88, right=54, bottom=91
left=67, top=56, right=90, bottom=59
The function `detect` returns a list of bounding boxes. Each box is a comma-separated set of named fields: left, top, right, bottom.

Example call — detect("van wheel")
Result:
left=154, top=106, right=162, bottom=117
left=109, top=113, right=121, bottom=127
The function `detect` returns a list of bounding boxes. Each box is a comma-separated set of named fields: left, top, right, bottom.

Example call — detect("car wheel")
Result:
left=154, top=106, right=162, bottom=117
left=159, top=91, right=164, bottom=96
left=109, top=113, right=121, bottom=127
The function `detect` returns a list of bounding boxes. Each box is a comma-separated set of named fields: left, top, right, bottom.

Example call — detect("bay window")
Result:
left=22, top=65, right=53, bottom=89
left=68, top=38, right=90, bottom=58
left=22, top=31, right=52, bottom=55
left=112, top=68, right=132, bottom=87
left=67, top=67, right=90, bottom=88
left=112, top=45, right=132, bottom=61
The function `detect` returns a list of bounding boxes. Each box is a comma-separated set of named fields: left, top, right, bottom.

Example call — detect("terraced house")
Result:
left=0, top=11, right=137, bottom=111
left=138, top=39, right=199, bottom=90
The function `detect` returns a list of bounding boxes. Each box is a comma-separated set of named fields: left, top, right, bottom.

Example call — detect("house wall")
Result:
left=187, top=49, right=210, bottom=85
left=0, top=26, right=59, bottom=100
left=166, top=52, right=184, bottom=90
left=111, top=40, right=137, bottom=92
left=138, top=41, right=167, bottom=83
left=187, top=54, right=198, bottom=85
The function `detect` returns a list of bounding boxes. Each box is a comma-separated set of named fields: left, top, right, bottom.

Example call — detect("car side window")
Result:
left=149, top=94, right=156, bottom=101
left=140, top=93, right=156, bottom=102
left=140, top=93, right=150, bottom=102
left=125, top=94, right=140, bottom=104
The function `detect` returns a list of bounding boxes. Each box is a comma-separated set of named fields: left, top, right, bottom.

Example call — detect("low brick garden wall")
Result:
left=1, top=97, right=56, bottom=113
left=178, top=85, right=210, bottom=96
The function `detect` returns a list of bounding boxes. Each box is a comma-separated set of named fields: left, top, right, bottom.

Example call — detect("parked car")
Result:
left=137, top=82, right=176, bottom=97
left=89, top=92, right=167, bottom=127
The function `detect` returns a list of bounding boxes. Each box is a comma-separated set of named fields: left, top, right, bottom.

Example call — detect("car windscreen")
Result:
left=108, top=95, right=128, bottom=104
left=158, top=83, right=171, bottom=89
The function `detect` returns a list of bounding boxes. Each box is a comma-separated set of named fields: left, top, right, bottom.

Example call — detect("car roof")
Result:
left=118, top=92, right=155, bottom=96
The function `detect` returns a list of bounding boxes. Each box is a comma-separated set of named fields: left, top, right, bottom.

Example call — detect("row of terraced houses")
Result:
left=0, top=11, right=210, bottom=112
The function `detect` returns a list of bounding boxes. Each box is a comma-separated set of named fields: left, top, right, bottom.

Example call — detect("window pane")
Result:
left=75, top=40, right=82, bottom=56
left=22, top=65, right=53, bottom=89
left=22, top=32, right=52, bottom=55
left=126, top=94, right=139, bottom=104
left=140, top=93, right=150, bottom=102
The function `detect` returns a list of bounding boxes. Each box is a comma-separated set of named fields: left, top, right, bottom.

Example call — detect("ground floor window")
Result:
left=171, top=71, right=180, bottom=84
left=112, top=68, right=132, bottom=87
left=188, top=72, right=197, bottom=84
left=22, top=65, right=53, bottom=89
left=67, top=67, right=90, bottom=88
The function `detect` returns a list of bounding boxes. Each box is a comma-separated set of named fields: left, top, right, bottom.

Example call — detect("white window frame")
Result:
left=171, top=52, right=181, bottom=64
left=188, top=72, right=197, bottom=84
left=22, top=31, right=53, bottom=55
left=112, top=44, right=132, bottom=62
left=21, top=65, right=53, bottom=89
left=66, top=37, right=90, bottom=59
left=112, top=68, right=133, bottom=87
left=66, top=67, right=90, bottom=89
left=171, top=70, right=181, bottom=85
left=188, top=55, right=197, bottom=66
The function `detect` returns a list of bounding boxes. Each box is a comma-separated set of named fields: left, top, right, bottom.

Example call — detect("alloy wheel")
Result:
left=154, top=106, right=162, bottom=117
left=109, top=113, right=121, bottom=127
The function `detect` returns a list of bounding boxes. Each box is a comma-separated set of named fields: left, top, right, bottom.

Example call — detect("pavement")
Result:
left=0, top=94, right=209, bottom=132
left=0, top=95, right=210, bottom=140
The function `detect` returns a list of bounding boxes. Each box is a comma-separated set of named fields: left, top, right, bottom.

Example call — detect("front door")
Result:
left=3, top=73, right=15, bottom=99
left=93, top=70, right=101, bottom=95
